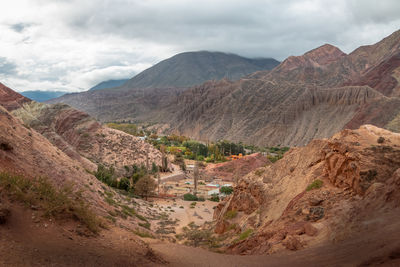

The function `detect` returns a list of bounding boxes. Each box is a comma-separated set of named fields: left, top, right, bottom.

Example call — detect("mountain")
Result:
left=0, top=84, right=167, bottom=265
left=213, top=125, right=400, bottom=263
left=1, top=83, right=164, bottom=175
left=0, top=82, right=31, bottom=110
left=89, top=79, right=129, bottom=91
left=49, top=30, right=400, bottom=147
left=122, top=51, right=280, bottom=89
left=20, top=90, right=66, bottom=102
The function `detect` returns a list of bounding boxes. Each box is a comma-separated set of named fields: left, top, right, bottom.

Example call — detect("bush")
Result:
left=220, top=186, right=233, bottom=195
left=197, top=155, right=205, bottom=161
left=183, top=193, right=198, bottom=201
left=0, top=172, right=102, bottom=234
left=151, top=162, right=158, bottom=174
left=238, top=229, right=253, bottom=241
left=306, top=179, right=323, bottom=191
left=224, top=210, right=238, bottom=219
left=209, top=193, right=220, bottom=202
left=118, top=177, right=130, bottom=191
left=377, top=137, right=385, bottom=144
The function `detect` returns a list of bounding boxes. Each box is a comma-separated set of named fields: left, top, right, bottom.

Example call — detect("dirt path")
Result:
left=0, top=204, right=163, bottom=267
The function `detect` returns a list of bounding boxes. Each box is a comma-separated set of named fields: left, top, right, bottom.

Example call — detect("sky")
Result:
left=0, top=0, right=399, bottom=92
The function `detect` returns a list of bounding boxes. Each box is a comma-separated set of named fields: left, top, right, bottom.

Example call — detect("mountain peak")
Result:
left=275, top=43, right=346, bottom=73
left=303, top=43, right=347, bottom=65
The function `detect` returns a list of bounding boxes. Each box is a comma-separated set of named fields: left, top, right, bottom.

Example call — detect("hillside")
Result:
left=1, top=84, right=164, bottom=175
left=212, top=125, right=400, bottom=265
left=89, top=79, right=129, bottom=91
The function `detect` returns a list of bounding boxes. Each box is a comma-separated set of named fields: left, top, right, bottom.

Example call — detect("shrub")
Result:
left=0, top=172, right=102, bottom=234
left=220, top=186, right=233, bottom=195
left=377, top=136, right=385, bottom=144
left=139, top=222, right=151, bottom=229
left=238, top=229, right=253, bottom=241
left=151, top=162, right=158, bottom=174
left=224, top=210, right=238, bottom=219
left=209, top=193, right=220, bottom=202
left=133, top=229, right=154, bottom=238
left=197, top=155, right=205, bottom=161
left=183, top=193, right=198, bottom=201
left=306, top=179, right=323, bottom=191
left=254, top=169, right=265, bottom=176
left=118, top=177, right=130, bottom=191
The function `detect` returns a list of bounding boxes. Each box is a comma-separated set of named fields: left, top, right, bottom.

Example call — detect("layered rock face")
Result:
left=1, top=84, right=163, bottom=175
left=0, top=83, right=31, bottom=111
left=213, top=125, right=400, bottom=256
left=49, top=30, right=400, bottom=147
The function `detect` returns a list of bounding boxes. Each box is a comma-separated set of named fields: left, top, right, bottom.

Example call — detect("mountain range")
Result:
left=49, top=31, right=400, bottom=147
left=20, top=90, right=66, bottom=102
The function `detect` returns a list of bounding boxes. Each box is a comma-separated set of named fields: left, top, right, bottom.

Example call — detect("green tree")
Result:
left=220, top=186, right=233, bottom=195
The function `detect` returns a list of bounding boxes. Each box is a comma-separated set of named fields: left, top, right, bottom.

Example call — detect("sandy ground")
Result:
left=151, top=199, right=217, bottom=233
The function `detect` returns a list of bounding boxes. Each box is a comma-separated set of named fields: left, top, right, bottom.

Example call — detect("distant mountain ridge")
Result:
left=89, top=79, right=129, bottom=91
left=20, top=90, right=66, bottom=102
left=122, top=51, right=280, bottom=89
left=49, top=31, right=400, bottom=146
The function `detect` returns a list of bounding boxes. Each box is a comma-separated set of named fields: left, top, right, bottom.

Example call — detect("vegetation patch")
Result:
left=132, top=228, right=154, bottom=238
left=0, top=172, right=102, bottom=234
left=224, top=210, right=238, bottom=220
left=236, top=229, right=253, bottom=242
left=306, top=179, right=323, bottom=191
left=184, top=193, right=198, bottom=201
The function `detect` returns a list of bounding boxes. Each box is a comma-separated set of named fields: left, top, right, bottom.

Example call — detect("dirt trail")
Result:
left=0, top=203, right=163, bottom=267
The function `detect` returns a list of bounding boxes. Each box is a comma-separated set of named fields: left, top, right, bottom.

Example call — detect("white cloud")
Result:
left=0, top=0, right=399, bottom=92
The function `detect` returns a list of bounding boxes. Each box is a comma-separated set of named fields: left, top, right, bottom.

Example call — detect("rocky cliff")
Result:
left=213, top=125, right=400, bottom=257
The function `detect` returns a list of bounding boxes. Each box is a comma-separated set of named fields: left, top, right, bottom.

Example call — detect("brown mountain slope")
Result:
left=0, top=105, right=165, bottom=266
left=0, top=83, right=164, bottom=174
left=0, top=82, right=31, bottom=111
left=213, top=125, right=400, bottom=262
left=202, top=153, right=270, bottom=182
left=49, top=30, right=400, bottom=147
left=11, top=101, right=163, bottom=175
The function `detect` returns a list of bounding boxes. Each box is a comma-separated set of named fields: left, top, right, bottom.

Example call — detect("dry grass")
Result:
left=0, top=172, right=103, bottom=234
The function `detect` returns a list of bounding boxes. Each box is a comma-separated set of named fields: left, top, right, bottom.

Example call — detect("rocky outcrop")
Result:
left=213, top=125, right=400, bottom=255
left=0, top=82, right=31, bottom=111
left=11, top=101, right=163, bottom=175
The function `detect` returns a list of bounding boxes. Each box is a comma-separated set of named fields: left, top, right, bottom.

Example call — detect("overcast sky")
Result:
left=0, top=0, right=399, bottom=92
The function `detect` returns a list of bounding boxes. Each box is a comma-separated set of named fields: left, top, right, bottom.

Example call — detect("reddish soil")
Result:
left=202, top=153, right=269, bottom=181
left=0, top=200, right=164, bottom=267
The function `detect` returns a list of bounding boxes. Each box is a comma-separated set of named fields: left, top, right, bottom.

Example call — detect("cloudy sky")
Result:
left=0, top=0, right=399, bottom=92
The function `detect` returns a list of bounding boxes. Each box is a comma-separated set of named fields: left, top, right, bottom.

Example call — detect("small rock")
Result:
left=308, top=197, right=323, bottom=206
left=283, top=236, right=303, bottom=251
left=304, top=223, right=318, bottom=236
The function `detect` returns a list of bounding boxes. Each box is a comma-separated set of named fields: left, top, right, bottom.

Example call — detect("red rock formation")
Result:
left=0, top=83, right=31, bottom=111
left=214, top=125, right=400, bottom=255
